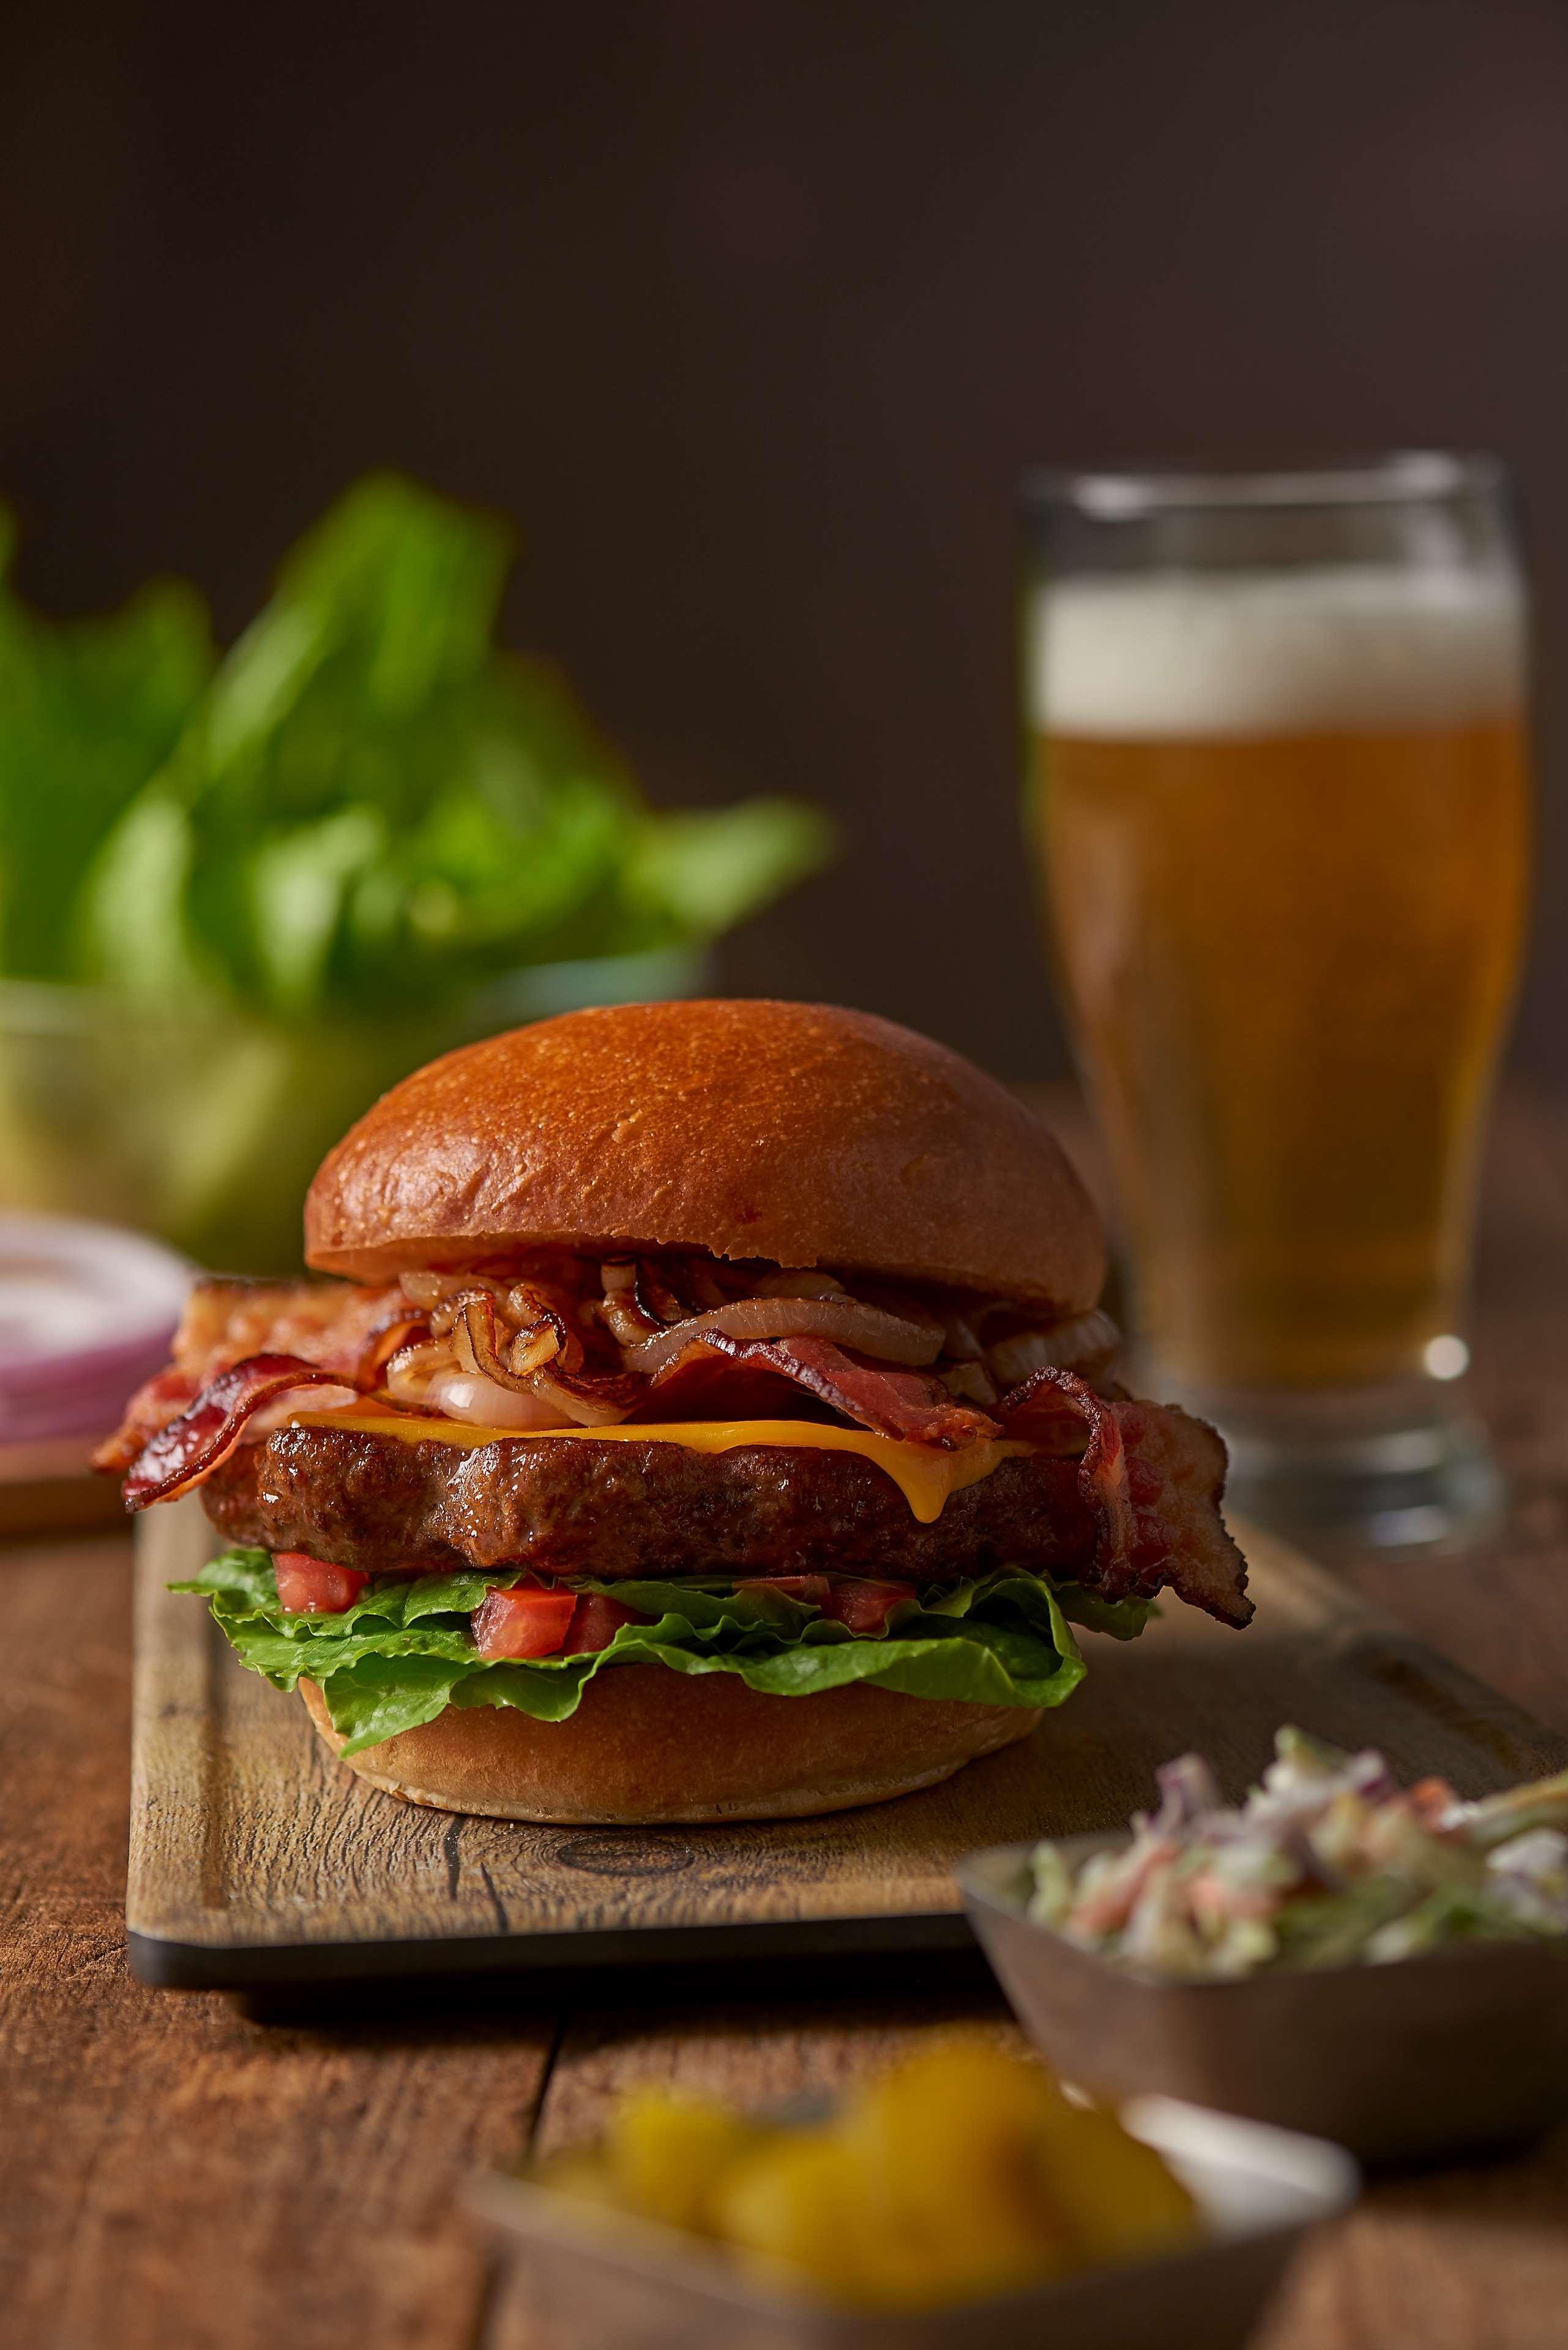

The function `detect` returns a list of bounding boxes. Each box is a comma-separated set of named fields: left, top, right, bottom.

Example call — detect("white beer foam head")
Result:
left=1032, top=566, right=1525, bottom=738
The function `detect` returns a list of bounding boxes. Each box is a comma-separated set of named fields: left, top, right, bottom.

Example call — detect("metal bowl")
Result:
left=960, top=1834, right=1568, bottom=2166
left=466, top=2095, right=1355, bottom=2350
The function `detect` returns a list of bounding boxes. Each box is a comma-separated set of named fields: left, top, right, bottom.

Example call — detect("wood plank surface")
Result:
left=0, top=1526, right=559, bottom=2350
left=6, top=1085, right=1568, bottom=2350
left=127, top=1494, right=1567, bottom=1979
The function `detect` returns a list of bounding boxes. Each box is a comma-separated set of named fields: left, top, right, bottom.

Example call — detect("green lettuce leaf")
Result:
left=171, top=1550, right=1134, bottom=1757
left=1054, top=1586, right=1159, bottom=1641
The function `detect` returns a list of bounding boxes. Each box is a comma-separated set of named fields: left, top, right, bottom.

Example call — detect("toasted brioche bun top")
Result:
left=304, top=998, right=1104, bottom=1309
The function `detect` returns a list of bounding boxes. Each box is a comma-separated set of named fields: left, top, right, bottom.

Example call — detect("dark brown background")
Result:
left=2, top=0, right=1565, bottom=1083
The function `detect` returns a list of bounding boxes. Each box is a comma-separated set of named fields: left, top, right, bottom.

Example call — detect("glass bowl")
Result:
left=0, top=948, right=708, bottom=1275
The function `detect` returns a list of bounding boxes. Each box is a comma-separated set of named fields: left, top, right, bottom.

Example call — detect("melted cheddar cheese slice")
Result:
left=286, top=1412, right=1033, bottom=1525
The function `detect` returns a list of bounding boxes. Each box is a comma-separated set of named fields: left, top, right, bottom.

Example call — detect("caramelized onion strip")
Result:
left=384, top=1340, right=452, bottom=1404
left=599, top=1260, right=663, bottom=1339
left=504, top=1283, right=576, bottom=1374
left=751, top=1270, right=848, bottom=1300
left=530, top=1366, right=644, bottom=1426
left=626, top=1297, right=945, bottom=1378
left=399, top=1268, right=482, bottom=1314
left=354, top=1314, right=430, bottom=1388
left=451, top=1292, right=541, bottom=1394
left=986, top=1308, right=1122, bottom=1388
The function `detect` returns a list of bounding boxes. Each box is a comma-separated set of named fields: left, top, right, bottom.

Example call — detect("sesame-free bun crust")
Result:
left=299, top=1669, right=1040, bottom=1824
left=304, top=999, right=1103, bottom=1309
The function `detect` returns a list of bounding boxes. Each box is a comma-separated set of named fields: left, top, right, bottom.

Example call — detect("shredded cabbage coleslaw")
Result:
left=1029, top=1727, right=1568, bottom=1977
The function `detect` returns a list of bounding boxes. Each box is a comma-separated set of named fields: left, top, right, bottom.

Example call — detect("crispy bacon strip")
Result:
left=993, top=1368, right=1252, bottom=1628
left=121, top=1355, right=353, bottom=1511
left=639, top=1332, right=999, bottom=1448
left=626, top=1347, right=832, bottom=1426
left=995, top=1364, right=1137, bottom=1546
left=1123, top=1401, right=1253, bottom=1628
left=92, top=1368, right=200, bottom=1475
left=97, top=1276, right=408, bottom=1470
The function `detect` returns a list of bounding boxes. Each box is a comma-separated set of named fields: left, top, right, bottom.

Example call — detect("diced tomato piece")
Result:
left=731, top=1574, right=915, bottom=1632
left=566, top=1593, right=645, bottom=1653
left=1408, top=1775, right=1460, bottom=1825
left=817, top=1577, right=918, bottom=1634
left=274, top=1552, right=371, bottom=1614
left=472, top=1584, right=578, bottom=1660
left=734, top=1574, right=832, bottom=1608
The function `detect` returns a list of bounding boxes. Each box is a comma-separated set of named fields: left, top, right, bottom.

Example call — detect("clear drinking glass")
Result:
left=1021, top=454, right=1531, bottom=1557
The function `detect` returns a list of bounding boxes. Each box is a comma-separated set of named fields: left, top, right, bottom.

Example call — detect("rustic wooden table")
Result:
left=4, top=1090, right=1567, bottom=2350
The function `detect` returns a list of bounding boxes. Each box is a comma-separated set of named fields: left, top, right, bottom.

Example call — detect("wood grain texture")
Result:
left=7, top=1087, right=1568, bottom=2350
left=127, top=1492, right=1566, bottom=1980
left=0, top=1529, right=558, bottom=2350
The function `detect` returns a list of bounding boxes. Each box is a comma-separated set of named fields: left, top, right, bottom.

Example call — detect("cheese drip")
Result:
left=286, top=1412, right=1034, bottom=1525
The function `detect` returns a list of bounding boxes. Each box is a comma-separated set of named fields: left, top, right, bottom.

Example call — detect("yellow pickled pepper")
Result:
left=603, top=2087, right=766, bottom=2236
left=710, top=2131, right=885, bottom=2301
left=1032, top=2082, right=1198, bottom=2265
left=833, top=2039, right=1074, bottom=2301
left=537, top=2040, right=1198, bottom=2309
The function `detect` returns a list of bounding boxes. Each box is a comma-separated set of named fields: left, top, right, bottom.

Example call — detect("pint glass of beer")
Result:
left=1022, top=455, right=1529, bottom=1554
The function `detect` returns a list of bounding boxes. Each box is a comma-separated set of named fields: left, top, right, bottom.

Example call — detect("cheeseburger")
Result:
left=100, top=1000, right=1251, bottom=1822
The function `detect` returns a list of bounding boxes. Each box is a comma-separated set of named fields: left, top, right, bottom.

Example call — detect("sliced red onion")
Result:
left=0, top=1214, right=194, bottom=1443
left=940, top=1307, right=986, bottom=1362
left=637, top=1262, right=698, bottom=1324
left=510, top=1320, right=563, bottom=1377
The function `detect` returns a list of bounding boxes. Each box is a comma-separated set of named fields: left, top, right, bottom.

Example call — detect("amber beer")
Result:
left=1031, top=567, right=1529, bottom=1394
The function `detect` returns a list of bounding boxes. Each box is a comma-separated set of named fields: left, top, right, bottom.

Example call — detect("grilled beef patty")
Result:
left=201, top=1424, right=1095, bottom=1583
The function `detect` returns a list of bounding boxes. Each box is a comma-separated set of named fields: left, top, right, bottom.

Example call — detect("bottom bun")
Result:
left=299, top=1669, right=1040, bottom=1824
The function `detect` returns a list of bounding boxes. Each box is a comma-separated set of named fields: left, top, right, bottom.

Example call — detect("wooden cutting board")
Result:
left=127, top=1495, right=1568, bottom=1989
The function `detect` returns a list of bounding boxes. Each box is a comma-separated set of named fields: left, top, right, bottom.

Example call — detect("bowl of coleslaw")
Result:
left=958, top=1728, right=1568, bottom=2165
